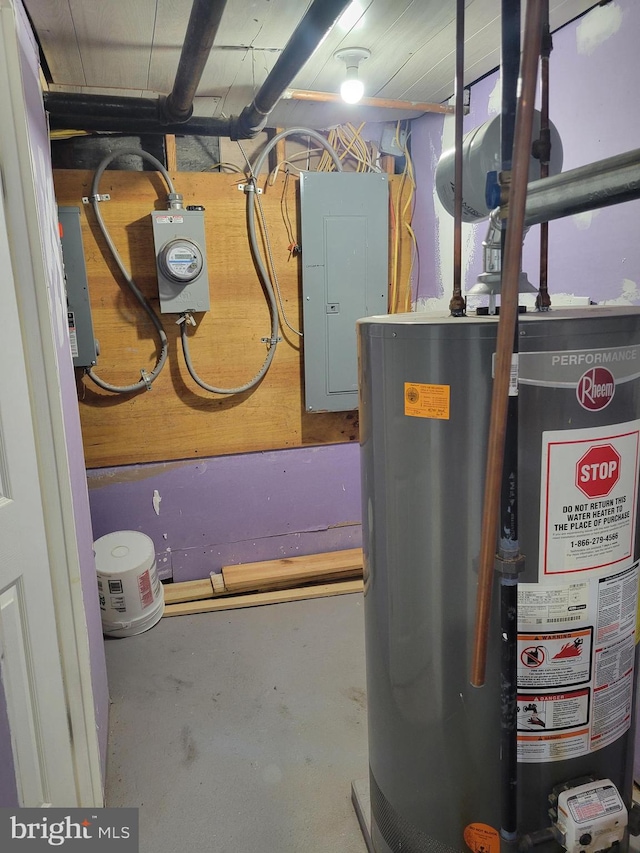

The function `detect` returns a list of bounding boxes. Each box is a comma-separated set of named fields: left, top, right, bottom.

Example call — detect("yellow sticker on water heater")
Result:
left=404, top=382, right=450, bottom=420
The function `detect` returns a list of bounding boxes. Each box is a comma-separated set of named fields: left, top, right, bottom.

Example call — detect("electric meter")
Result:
left=158, top=239, right=204, bottom=284
left=151, top=208, right=210, bottom=314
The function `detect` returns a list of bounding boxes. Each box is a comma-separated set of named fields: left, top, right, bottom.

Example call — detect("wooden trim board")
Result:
left=162, top=579, right=363, bottom=617
left=221, top=547, right=363, bottom=593
left=163, top=577, right=215, bottom=605
left=162, top=548, right=364, bottom=605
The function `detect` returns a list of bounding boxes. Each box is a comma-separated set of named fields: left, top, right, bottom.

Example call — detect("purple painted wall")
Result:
left=15, top=0, right=109, bottom=780
left=88, top=443, right=362, bottom=583
left=413, top=0, right=640, bottom=310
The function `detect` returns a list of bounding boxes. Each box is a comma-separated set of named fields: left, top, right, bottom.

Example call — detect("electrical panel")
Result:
left=151, top=208, right=210, bottom=314
left=58, top=205, right=98, bottom=368
left=300, top=172, right=388, bottom=412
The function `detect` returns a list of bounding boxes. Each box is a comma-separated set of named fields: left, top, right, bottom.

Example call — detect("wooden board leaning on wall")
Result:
left=53, top=170, right=414, bottom=468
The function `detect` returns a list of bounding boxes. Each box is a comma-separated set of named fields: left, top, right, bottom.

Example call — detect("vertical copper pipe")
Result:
left=536, top=0, right=552, bottom=311
left=471, top=0, right=544, bottom=687
left=449, top=0, right=466, bottom=316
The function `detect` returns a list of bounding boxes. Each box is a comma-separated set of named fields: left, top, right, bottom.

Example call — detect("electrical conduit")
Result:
left=180, top=128, right=342, bottom=395
left=87, top=148, right=174, bottom=394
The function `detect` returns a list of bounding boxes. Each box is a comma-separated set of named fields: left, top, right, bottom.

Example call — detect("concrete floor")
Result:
left=104, top=591, right=369, bottom=853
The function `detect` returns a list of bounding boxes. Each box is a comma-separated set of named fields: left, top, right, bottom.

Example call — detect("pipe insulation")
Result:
left=523, top=147, right=640, bottom=226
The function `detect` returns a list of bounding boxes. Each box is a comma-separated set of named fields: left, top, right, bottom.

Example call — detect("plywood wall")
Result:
left=53, top=169, right=413, bottom=468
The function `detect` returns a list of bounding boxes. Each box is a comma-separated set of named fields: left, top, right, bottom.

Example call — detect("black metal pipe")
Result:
left=163, top=0, right=228, bottom=123
left=535, top=0, right=552, bottom=311
left=501, top=0, right=520, bottom=175
left=499, top=1, right=521, bottom=845
left=449, top=0, right=466, bottom=316
left=233, top=0, right=352, bottom=138
left=45, top=0, right=351, bottom=139
left=500, top=579, right=519, bottom=846
left=44, top=92, right=234, bottom=136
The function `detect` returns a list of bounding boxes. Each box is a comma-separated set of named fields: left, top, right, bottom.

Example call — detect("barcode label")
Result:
left=509, top=354, right=519, bottom=396
left=68, top=311, right=78, bottom=358
left=535, top=615, right=581, bottom=624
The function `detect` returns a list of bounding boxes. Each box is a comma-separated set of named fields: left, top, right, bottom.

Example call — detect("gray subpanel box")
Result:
left=300, top=172, right=388, bottom=412
left=151, top=209, right=210, bottom=314
left=58, top=205, right=98, bottom=368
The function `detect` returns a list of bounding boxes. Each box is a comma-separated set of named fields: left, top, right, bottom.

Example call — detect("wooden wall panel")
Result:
left=53, top=169, right=411, bottom=468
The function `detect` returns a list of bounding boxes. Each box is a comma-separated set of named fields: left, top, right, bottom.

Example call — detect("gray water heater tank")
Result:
left=358, top=307, right=640, bottom=853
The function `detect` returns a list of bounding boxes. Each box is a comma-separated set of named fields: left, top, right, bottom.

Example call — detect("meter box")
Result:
left=151, top=208, right=210, bottom=314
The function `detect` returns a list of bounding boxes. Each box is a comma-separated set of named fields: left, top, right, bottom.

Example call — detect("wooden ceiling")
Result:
left=25, top=0, right=597, bottom=128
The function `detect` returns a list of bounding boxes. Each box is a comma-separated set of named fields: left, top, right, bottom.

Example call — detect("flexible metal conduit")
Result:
left=471, top=0, right=544, bottom=688
left=179, top=128, right=342, bottom=395
left=87, top=149, right=174, bottom=394
left=44, top=0, right=352, bottom=139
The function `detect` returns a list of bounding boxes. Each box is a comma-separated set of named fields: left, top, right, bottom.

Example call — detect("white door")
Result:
left=0, top=173, right=79, bottom=806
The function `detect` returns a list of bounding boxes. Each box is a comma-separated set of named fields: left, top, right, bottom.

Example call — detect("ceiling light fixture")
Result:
left=334, top=48, right=370, bottom=104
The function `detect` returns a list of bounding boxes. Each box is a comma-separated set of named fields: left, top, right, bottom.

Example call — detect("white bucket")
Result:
left=94, top=530, right=164, bottom=638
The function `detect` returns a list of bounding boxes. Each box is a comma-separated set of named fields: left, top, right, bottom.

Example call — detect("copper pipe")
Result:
left=471, top=0, right=544, bottom=688
left=536, top=0, right=552, bottom=311
left=449, top=0, right=466, bottom=316
left=284, top=89, right=454, bottom=114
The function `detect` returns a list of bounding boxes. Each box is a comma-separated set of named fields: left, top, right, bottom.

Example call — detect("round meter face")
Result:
left=160, top=239, right=203, bottom=283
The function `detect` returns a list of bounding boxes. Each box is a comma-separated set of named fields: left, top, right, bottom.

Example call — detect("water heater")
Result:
left=358, top=307, right=640, bottom=853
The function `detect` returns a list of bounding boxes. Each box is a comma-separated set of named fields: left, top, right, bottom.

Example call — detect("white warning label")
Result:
left=518, top=582, right=589, bottom=626
left=518, top=628, right=593, bottom=688
left=517, top=563, right=638, bottom=763
left=517, top=689, right=589, bottom=732
left=539, top=421, right=640, bottom=577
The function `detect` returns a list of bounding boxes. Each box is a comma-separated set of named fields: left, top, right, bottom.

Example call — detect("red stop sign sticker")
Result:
left=576, top=444, right=621, bottom=499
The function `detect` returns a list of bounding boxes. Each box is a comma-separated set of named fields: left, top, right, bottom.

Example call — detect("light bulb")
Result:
left=340, top=77, right=364, bottom=104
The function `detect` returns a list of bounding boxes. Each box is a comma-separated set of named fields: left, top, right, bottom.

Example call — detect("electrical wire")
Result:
left=86, top=147, right=174, bottom=394
left=179, top=128, right=343, bottom=395
left=255, top=190, right=302, bottom=337
left=280, top=170, right=296, bottom=248
left=201, top=161, right=245, bottom=173
left=389, top=121, right=417, bottom=313
left=268, top=124, right=379, bottom=179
